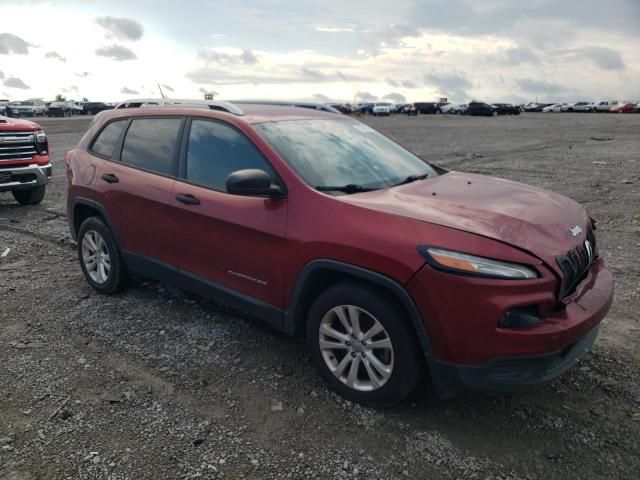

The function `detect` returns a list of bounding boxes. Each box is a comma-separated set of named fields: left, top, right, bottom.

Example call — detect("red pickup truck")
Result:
left=0, top=115, right=51, bottom=204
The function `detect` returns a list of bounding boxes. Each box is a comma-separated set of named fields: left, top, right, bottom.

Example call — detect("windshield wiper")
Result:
left=316, top=184, right=379, bottom=194
left=391, top=172, right=430, bottom=187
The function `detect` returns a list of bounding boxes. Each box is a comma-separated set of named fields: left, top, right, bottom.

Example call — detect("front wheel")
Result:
left=12, top=185, right=46, bottom=205
left=306, top=282, right=423, bottom=407
left=77, top=217, right=128, bottom=294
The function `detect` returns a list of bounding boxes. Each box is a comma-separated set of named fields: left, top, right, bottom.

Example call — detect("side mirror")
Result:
left=226, top=169, right=285, bottom=198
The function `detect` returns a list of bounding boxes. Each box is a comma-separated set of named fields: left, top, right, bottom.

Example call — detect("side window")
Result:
left=185, top=119, right=273, bottom=191
left=91, top=120, right=127, bottom=159
left=121, top=118, right=182, bottom=175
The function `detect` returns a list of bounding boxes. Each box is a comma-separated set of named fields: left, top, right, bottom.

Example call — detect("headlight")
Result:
left=419, top=247, right=538, bottom=279
left=35, top=129, right=48, bottom=155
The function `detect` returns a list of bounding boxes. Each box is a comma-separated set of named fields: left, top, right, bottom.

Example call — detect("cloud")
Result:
left=199, top=49, right=258, bottom=65
left=95, top=45, right=137, bottom=61
left=383, top=93, right=406, bottom=103
left=4, top=77, right=30, bottom=89
left=75, top=72, right=91, bottom=78
left=96, top=16, right=144, bottom=41
left=187, top=66, right=367, bottom=86
left=313, top=93, right=332, bottom=102
left=302, top=68, right=327, bottom=80
left=62, top=85, right=79, bottom=94
left=120, top=87, right=139, bottom=95
left=356, top=91, right=377, bottom=102
left=385, top=77, right=417, bottom=89
left=0, top=71, right=4, bottom=80
left=499, top=47, right=539, bottom=65
left=313, top=25, right=355, bottom=33
left=0, top=33, right=31, bottom=55
left=45, top=50, right=66, bottom=62
left=241, top=50, right=258, bottom=65
left=579, top=46, right=625, bottom=70
left=516, top=78, right=568, bottom=95
left=423, top=72, right=472, bottom=100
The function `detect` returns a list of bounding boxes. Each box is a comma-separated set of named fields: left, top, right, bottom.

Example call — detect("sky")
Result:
left=0, top=0, right=638, bottom=104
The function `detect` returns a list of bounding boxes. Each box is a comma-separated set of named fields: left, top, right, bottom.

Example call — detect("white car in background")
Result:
left=442, top=103, right=468, bottom=114
left=593, top=101, right=619, bottom=112
left=372, top=103, right=391, bottom=116
left=542, top=103, right=564, bottom=112
left=563, top=102, right=593, bottom=112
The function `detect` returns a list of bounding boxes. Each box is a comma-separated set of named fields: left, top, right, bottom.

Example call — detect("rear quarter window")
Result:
left=90, top=120, right=127, bottom=159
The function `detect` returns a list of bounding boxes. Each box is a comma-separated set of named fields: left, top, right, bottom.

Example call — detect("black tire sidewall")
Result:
left=306, top=282, right=423, bottom=407
left=12, top=186, right=46, bottom=205
left=77, top=217, right=126, bottom=294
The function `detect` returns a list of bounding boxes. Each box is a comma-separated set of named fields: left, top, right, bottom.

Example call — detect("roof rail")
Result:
left=231, top=100, right=341, bottom=114
left=114, top=98, right=245, bottom=115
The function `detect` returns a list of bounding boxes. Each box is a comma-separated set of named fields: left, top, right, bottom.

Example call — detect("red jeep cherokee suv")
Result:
left=0, top=115, right=51, bottom=204
left=65, top=100, right=613, bottom=406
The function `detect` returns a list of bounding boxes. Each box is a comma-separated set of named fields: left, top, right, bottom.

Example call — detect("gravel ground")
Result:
left=1, top=113, right=639, bottom=480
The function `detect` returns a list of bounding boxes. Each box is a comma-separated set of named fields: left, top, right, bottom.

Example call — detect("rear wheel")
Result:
left=12, top=186, right=46, bottom=205
left=77, top=217, right=128, bottom=294
left=306, top=282, right=423, bottom=407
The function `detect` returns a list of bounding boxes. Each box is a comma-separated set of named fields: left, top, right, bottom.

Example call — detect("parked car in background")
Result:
left=491, top=103, right=521, bottom=115
left=542, top=103, right=564, bottom=113
left=633, top=103, right=640, bottom=113
left=82, top=102, right=113, bottom=115
left=372, top=103, right=392, bottom=116
left=448, top=104, right=468, bottom=114
left=439, top=103, right=456, bottom=114
left=466, top=102, right=494, bottom=116
left=70, top=102, right=84, bottom=115
left=402, top=104, right=417, bottom=116
left=593, top=101, right=617, bottom=112
left=328, top=103, right=353, bottom=114
left=564, top=102, right=593, bottom=112
left=0, top=100, right=9, bottom=116
left=414, top=102, right=447, bottom=114
left=357, top=103, right=374, bottom=115
left=5, top=100, right=46, bottom=117
left=65, top=100, right=613, bottom=406
left=0, top=114, right=51, bottom=204
left=609, top=102, right=635, bottom=113
left=522, top=103, right=548, bottom=112
left=47, top=101, right=73, bottom=117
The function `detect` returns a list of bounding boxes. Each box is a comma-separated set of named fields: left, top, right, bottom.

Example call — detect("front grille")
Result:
left=556, top=230, right=597, bottom=298
left=0, top=130, right=37, bottom=161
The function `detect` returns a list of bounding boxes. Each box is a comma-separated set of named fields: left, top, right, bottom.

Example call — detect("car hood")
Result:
left=0, top=115, right=40, bottom=130
left=339, top=171, right=590, bottom=263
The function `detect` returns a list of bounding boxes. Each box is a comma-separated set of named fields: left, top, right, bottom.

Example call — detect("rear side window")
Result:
left=91, top=120, right=127, bottom=159
left=185, top=119, right=272, bottom=191
left=121, top=118, right=182, bottom=176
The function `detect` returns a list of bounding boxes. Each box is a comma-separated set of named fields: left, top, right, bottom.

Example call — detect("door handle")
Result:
left=101, top=173, right=119, bottom=184
left=176, top=193, right=201, bottom=206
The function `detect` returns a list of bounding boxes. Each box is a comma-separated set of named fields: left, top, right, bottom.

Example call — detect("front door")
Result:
left=168, top=118, right=288, bottom=309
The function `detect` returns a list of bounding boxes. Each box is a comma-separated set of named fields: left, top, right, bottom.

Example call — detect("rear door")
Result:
left=92, top=116, right=184, bottom=266
left=167, top=117, right=288, bottom=309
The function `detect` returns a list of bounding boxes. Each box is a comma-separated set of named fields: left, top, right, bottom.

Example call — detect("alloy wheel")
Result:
left=318, top=305, right=394, bottom=391
left=81, top=230, right=111, bottom=284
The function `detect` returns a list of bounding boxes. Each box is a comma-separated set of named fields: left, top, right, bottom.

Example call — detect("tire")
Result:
left=77, top=216, right=128, bottom=294
left=12, top=185, right=46, bottom=205
left=306, top=281, right=423, bottom=407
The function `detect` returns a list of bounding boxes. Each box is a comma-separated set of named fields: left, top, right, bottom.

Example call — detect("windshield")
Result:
left=20, top=101, right=34, bottom=106
left=255, top=119, right=437, bottom=191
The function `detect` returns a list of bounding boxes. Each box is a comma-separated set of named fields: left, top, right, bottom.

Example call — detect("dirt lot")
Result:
left=1, top=113, right=639, bottom=480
